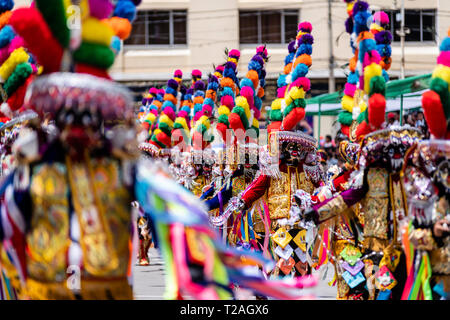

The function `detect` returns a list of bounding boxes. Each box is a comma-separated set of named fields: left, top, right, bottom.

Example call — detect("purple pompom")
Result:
left=345, top=17, right=354, bottom=34
left=194, top=80, right=205, bottom=91
left=225, top=61, right=237, bottom=71
left=131, top=0, right=142, bottom=5
left=374, top=31, right=392, bottom=44
left=300, top=33, right=314, bottom=45
left=167, top=79, right=179, bottom=89
left=252, top=54, right=264, bottom=66
left=352, top=1, right=369, bottom=16
left=187, top=88, right=194, bottom=95
left=288, top=40, right=296, bottom=53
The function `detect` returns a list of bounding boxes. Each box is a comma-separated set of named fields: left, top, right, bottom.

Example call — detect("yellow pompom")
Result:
left=235, top=96, right=250, bottom=114
left=159, top=114, right=174, bottom=128
left=432, top=65, right=450, bottom=91
left=271, top=99, right=282, bottom=110
left=369, top=23, right=384, bottom=32
left=341, top=95, right=354, bottom=113
left=289, top=87, right=305, bottom=100
left=175, top=117, right=189, bottom=131
left=145, top=113, right=156, bottom=123
left=363, top=63, right=382, bottom=93
left=0, top=48, right=29, bottom=82
left=359, top=100, right=367, bottom=113
left=218, top=105, right=231, bottom=115
left=37, top=66, right=44, bottom=75
left=153, top=128, right=162, bottom=136
left=82, top=17, right=114, bottom=46
left=252, top=118, right=259, bottom=128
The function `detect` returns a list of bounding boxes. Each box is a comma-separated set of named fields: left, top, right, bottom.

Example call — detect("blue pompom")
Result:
left=440, top=37, right=450, bottom=52
left=254, top=97, right=262, bottom=109
left=165, top=87, right=177, bottom=96
left=181, top=105, right=191, bottom=113
left=277, top=74, right=287, bottom=88
left=248, top=60, right=262, bottom=72
left=292, top=63, right=309, bottom=81
left=162, top=101, right=175, bottom=111
left=298, top=44, right=312, bottom=56
left=208, top=81, right=219, bottom=91
left=376, top=44, right=391, bottom=58
left=0, top=25, right=15, bottom=49
left=111, top=36, right=122, bottom=55
left=0, top=0, right=14, bottom=13
left=222, top=87, right=235, bottom=98
left=358, top=39, right=376, bottom=61
left=348, top=72, right=358, bottom=85
left=354, top=11, right=371, bottom=34
left=114, top=0, right=137, bottom=22
left=240, top=78, right=254, bottom=89
left=284, top=52, right=294, bottom=65
left=382, top=69, right=389, bottom=83
left=203, top=98, right=215, bottom=107
left=194, top=103, right=203, bottom=114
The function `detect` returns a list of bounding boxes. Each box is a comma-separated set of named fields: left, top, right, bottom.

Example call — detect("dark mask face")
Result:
left=383, top=141, right=407, bottom=172
left=434, top=159, right=450, bottom=195
left=57, top=108, right=102, bottom=157
left=283, top=142, right=304, bottom=166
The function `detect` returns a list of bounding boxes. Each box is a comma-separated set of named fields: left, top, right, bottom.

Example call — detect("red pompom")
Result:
left=141, top=122, right=150, bottom=130
left=156, top=131, right=171, bottom=148
left=355, top=121, right=371, bottom=139
left=7, top=75, right=34, bottom=111
left=10, top=8, right=64, bottom=73
left=216, top=122, right=228, bottom=142
left=341, top=125, right=350, bottom=137
left=75, top=64, right=111, bottom=79
left=368, top=93, right=386, bottom=129
left=228, top=113, right=245, bottom=132
left=267, top=121, right=282, bottom=134
left=422, top=90, right=447, bottom=139
left=282, top=108, right=305, bottom=131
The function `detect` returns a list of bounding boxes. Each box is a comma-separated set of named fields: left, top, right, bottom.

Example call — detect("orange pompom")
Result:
left=368, top=93, right=386, bottom=129
left=206, top=89, right=216, bottom=100
left=257, top=87, right=264, bottom=98
left=284, top=63, right=292, bottom=75
left=0, top=10, right=11, bottom=30
left=220, top=77, right=235, bottom=89
left=103, top=17, right=132, bottom=40
left=422, top=90, right=447, bottom=139
left=246, top=70, right=259, bottom=89
left=153, top=100, right=163, bottom=110
left=193, top=96, right=204, bottom=104
left=349, top=56, right=358, bottom=73
left=295, top=54, right=312, bottom=68
left=358, top=31, right=374, bottom=41
left=267, top=121, right=281, bottom=135
left=164, top=93, right=177, bottom=106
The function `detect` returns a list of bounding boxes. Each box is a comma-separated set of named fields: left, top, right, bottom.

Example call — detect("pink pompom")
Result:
left=174, top=69, right=183, bottom=78
left=363, top=51, right=381, bottom=68
left=437, top=51, right=450, bottom=67
left=290, top=77, right=311, bottom=92
left=158, top=89, right=165, bottom=96
left=150, top=109, right=158, bottom=116
left=298, top=21, right=312, bottom=33
left=149, top=87, right=158, bottom=95
left=221, top=95, right=234, bottom=110
left=344, top=83, right=356, bottom=97
left=256, top=45, right=268, bottom=58
left=88, top=0, right=114, bottom=20
left=359, top=76, right=365, bottom=90
left=177, top=110, right=188, bottom=118
left=163, top=107, right=176, bottom=121
left=240, top=86, right=255, bottom=109
left=277, top=86, right=287, bottom=98
left=0, top=36, right=25, bottom=65
left=229, top=49, right=241, bottom=59
left=191, top=69, right=202, bottom=78
left=202, top=104, right=213, bottom=116
left=373, top=11, right=389, bottom=26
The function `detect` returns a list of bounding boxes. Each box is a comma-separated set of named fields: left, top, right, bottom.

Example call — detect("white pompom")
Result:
left=286, top=74, right=292, bottom=84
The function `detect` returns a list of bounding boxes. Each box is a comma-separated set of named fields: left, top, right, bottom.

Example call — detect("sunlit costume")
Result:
left=400, top=30, right=450, bottom=300
left=0, top=0, right=146, bottom=300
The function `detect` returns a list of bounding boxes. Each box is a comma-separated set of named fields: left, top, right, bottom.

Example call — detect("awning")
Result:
left=305, top=73, right=432, bottom=116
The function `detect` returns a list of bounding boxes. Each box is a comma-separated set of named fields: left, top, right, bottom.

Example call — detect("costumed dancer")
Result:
left=0, top=0, right=147, bottom=299
left=228, top=22, right=325, bottom=278
left=400, top=30, right=450, bottom=300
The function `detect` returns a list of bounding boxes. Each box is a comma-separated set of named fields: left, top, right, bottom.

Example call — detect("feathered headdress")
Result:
left=422, top=28, right=450, bottom=139
left=228, top=46, right=268, bottom=142
left=216, top=49, right=240, bottom=144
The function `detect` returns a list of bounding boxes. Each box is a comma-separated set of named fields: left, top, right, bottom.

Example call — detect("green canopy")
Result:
left=305, top=73, right=432, bottom=116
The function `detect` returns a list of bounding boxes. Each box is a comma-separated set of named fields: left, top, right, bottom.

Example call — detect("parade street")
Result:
left=133, top=248, right=337, bottom=300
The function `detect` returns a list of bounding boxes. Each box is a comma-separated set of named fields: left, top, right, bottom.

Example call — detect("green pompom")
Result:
left=4, top=63, right=33, bottom=96
left=292, top=98, right=306, bottom=109
left=35, top=0, right=70, bottom=48
left=369, top=76, right=386, bottom=96
left=158, top=122, right=172, bottom=136
left=270, top=109, right=283, bottom=121
left=151, top=134, right=165, bottom=149
left=430, top=77, right=450, bottom=119
left=283, top=103, right=295, bottom=117
left=356, top=109, right=369, bottom=124
left=338, top=111, right=353, bottom=125
left=218, top=114, right=229, bottom=126
left=73, top=42, right=115, bottom=70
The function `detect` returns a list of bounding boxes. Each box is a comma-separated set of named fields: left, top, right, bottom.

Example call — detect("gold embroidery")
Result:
left=362, top=168, right=389, bottom=239
left=317, top=195, right=346, bottom=222
left=267, top=172, right=291, bottom=220
left=28, top=163, right=71, bottom=282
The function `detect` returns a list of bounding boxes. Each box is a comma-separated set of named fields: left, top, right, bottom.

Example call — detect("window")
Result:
left=383, top=9, right=436, bottom=42
left=239, top=10, right=299, bottom=44
left=125, top=10, right=187, bottom=46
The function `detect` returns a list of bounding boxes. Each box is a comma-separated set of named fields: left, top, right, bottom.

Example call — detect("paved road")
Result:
left=133, top=248, right=337, bottom=300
